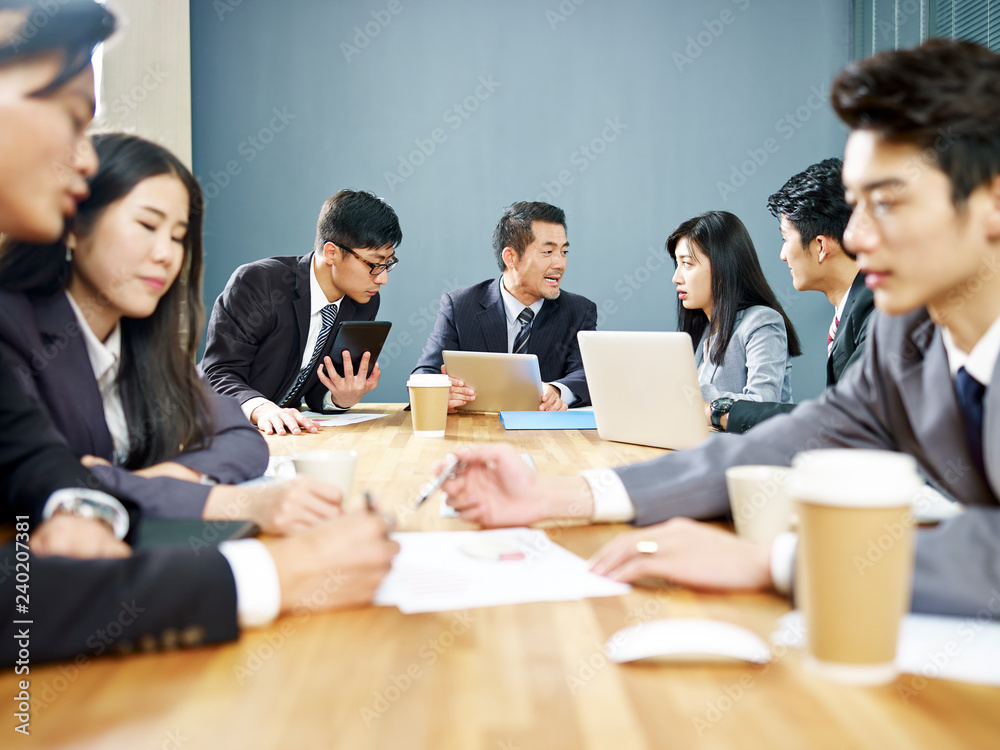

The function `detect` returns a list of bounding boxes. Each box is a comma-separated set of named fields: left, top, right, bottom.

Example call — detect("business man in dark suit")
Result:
left=719, top=159, right=876, bottom=433
left=441, top=39, right=1000, bottom=621
left=0, top=1, right=396, bottom=666
left=412, top=201, right=597, bottom=411
left=201, top=190, right=402, bottom=435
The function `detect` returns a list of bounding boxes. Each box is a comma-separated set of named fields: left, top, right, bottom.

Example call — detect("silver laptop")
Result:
left=578, top=331, right=710, bottom=450
left=441, top=351, right=543, bottom=412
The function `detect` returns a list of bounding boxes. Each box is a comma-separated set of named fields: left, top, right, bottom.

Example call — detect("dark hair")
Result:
left=492, top=202, right=566, bottom=271
left=0, top=133, right=211, bottom=470
left=831, top=38, right=1000, bottom=206
left=0, top=0, right=115, bottom=95
left=667, top=211, right=801, bottom=366
left=767, top=158, right=856, bottom=260
left=314, top=190, right=402, bottom=254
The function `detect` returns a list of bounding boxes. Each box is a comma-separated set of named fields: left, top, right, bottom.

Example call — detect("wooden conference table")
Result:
left=8, top=404, right=999, bottom=749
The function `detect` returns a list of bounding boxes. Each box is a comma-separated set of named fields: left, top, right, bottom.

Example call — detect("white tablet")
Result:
left=441, top=351, right=543, bottom=413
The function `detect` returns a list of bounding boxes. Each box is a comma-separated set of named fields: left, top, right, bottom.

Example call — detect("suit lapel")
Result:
left=898, top=318, right=993, bottom=502
left=34, top=295, right=116, bottom=458
left=828, top=274, right=866, bottom=378
left=292, top=254, right=313, bottom=359
left=527, top=296, right=559, bottom=358
left=985, top=348, right=1000, bottom=498
left=477, top=280, right=507, bottom=353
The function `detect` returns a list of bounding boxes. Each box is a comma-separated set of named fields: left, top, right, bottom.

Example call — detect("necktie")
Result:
left=954, top=366, right=986, bottom=477
left=512, top=307, right=534, bottom=355
left=279, top=302, right=339, bottom=408
left=827, top=313, right=840, bottom=356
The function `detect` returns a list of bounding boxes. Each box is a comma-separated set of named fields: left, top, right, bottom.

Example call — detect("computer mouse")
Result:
left=606, top=618, right=772, bottom=665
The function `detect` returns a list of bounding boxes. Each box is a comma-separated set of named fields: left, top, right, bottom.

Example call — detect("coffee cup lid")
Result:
left=407, top=373, right=451, bottom=387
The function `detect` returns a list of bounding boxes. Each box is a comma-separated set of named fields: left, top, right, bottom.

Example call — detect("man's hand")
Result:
left=203, top=477, right=344, bottom=535
left=251, top=401, right=318, bottom=436
left=30, top=514, right=130, bottom=559
left=540, top=384, right=568, bottom=411
left=588, top=517, right=772, bottom=591
left=441, top=365, right=475, bottom=413
left=263, top=512, right=399, bottom=616
left=440, top=443, right=593, bottom=527
left=317, top=351, right=380, bottom=409
left=80, top=454, right=111, bottom=469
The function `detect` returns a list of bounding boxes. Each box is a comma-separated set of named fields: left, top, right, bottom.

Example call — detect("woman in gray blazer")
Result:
left=668, top=211, right=801, bottom=407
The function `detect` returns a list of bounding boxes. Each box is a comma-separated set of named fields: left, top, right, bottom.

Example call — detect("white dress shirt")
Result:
left=498, top=277, right=576, bottom=406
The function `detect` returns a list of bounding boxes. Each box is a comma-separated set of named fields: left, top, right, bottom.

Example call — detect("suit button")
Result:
left=180, top=625, right=206, bottom=647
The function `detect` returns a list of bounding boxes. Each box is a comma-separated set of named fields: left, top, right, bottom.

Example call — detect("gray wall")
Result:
left=191, top=0, right=852, bottom=403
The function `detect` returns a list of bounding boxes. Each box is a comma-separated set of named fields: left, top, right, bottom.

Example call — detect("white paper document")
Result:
left=298, top=411, right=387, bottom=427
left=773, top=611, right=1000, bottom=686
left=375, top=528, right=631, bottom=614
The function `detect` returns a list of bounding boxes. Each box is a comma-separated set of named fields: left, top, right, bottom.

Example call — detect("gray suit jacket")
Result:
left=696, top=305, right=793, bottom=403
left=412, top=277, right=597, bottom=404
left=615, top=308, right=999, bottom=619
left=726, top=273, right=875, bottom=433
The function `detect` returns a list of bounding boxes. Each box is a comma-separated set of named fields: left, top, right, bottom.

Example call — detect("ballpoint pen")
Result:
left=413, top=453, right=464, bottom=508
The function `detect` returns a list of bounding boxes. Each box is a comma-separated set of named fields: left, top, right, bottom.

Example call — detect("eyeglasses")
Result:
left=336, top=244, right=399, bottom=276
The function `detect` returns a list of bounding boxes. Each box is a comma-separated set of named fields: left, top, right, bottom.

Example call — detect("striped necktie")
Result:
left=279, top=302, right=339, bottom=407
left=512, top=307, right=534, bottom=355
left=827, top=313, right=840, bottom=356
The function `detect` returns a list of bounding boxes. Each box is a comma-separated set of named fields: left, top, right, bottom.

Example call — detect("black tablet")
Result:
left=328, top=321, right=392, bottom=376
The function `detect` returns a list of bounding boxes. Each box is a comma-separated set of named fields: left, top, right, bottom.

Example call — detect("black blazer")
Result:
left=0, top=290, right=269, bottom=518
left=411, top=277, right=597, bottom=405
left=726, top=272, right=875, bottom=433
left=201, top=253, right=379, bottom=412
left=0, top=354, right=239, bottom=665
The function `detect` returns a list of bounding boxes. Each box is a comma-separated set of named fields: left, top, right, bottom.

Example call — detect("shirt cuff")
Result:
left=770, top=532, right=798, bottom=595
left=582, top=468, right=636, bottom=522
left=241, top=396, right=271, bottom=421
left=218, top=539, right=282, bottom=628
left=549, top=381, right=577, bottom=407
left=322, top=391, right=351, bottom=412
left=42, top=488, right=130, bottom=540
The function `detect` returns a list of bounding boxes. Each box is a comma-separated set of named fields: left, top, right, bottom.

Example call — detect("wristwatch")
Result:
left=45, top=488, right=129, bottom=540
left=710, top=397, right=736, bottom=430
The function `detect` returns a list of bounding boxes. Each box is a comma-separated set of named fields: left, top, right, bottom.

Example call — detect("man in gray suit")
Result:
left=718, top=158, right=875, bottom=433
left=412, top=202, right=597, bottom=411
left=441, top=39, right=1000, bottom=620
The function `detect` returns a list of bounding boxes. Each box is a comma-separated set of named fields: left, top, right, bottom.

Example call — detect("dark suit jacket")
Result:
left=0, top=290, right=269, bottom=518
left=0, top=352, right=239, bottom=666
left=615, top=307, right=999, bottom=619
left=201, top=253, right=379, bottom=412
left=412, top=278, right=598, bottom=405
left=726, top=273, right=875, bottom=433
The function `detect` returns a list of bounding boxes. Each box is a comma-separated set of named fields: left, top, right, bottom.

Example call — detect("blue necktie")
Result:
left=280, top=303, right=339, bottom=408
left=512, top=307, right=534, bottom=355
left=955, top=366, right=986, bottom=477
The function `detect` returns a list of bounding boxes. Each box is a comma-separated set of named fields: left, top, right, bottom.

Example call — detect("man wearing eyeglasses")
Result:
left=202, top=190, right=402, bottom=435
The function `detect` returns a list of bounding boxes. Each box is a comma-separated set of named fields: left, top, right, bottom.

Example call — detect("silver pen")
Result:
left=413, top=453, right=463, bottom=508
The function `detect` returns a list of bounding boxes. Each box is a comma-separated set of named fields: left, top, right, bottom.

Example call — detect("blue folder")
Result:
left=499, top=410, right=598, bottom=430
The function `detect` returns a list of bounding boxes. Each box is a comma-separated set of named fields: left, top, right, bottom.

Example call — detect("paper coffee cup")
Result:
left=725, top=465, right=795, bottom=544
left=790, top=450, right=922, bottom=685
left=407, top=373, right=450, bottom=437
left=291, top=449, right=357, bottom=502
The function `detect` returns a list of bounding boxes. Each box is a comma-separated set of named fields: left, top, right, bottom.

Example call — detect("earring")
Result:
left=65, top=245, right=72, bottom=263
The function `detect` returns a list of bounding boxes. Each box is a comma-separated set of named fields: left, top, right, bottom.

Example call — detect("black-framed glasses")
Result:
left=336, top=244, right=399, bottom=276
